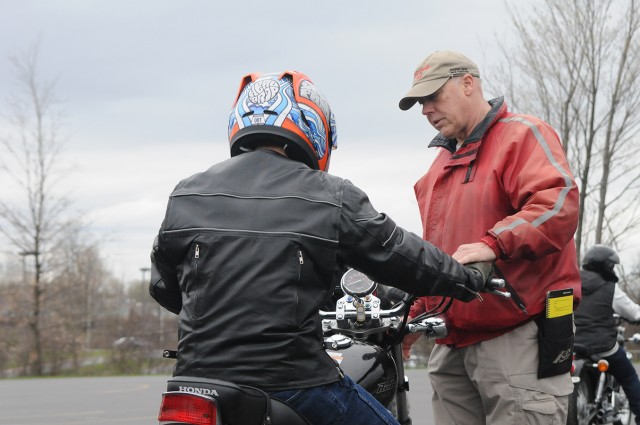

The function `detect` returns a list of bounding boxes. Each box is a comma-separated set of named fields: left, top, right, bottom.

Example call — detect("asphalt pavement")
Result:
left=0, top=370, right=434, bottom=425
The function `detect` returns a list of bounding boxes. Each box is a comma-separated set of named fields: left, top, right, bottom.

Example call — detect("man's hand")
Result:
left=453, top=242, right=496, bottom=265
left=402, top=333, right=422, bottom=360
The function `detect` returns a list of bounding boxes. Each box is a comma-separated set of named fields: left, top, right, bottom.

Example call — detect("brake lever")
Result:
left=485, top=278, right=511, bottom=298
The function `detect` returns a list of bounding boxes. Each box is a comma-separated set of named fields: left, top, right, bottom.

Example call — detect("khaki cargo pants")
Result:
left=428, top=320, right=573, bottom=424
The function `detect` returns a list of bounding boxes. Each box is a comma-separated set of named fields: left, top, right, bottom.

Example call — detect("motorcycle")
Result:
left=319, top=268, right=447, bottom=425
left=319, top=268, right=509, bottom=425
left=156, top=267, right=508, bottom=425
left=568, top=315, right=640, bottom=425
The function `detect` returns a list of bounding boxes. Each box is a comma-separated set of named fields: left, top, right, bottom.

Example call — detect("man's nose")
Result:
left=421, top=100, right=434, bottom=115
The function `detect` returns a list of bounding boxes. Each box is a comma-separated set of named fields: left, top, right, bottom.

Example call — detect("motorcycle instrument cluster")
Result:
left=340, top=268, right=377, bottom=298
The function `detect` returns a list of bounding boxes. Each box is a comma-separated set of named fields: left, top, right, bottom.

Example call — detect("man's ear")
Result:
left=462, top=74, right=475, bottom=96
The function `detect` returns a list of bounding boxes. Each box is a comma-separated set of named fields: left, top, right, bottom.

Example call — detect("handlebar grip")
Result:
left=407, top=318, right=448, bottom=339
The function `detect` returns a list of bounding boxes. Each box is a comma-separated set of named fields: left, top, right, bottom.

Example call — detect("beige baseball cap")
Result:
left=398, top=50, right=480, bottom=111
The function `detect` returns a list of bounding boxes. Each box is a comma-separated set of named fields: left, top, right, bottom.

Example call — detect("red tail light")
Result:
left=158, top=392, right=218, bottom=425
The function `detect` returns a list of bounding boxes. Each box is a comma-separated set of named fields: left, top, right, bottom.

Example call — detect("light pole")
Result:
left=19, top=250, right=37, bottom=284
left=139, top=267, right=150, bottom=299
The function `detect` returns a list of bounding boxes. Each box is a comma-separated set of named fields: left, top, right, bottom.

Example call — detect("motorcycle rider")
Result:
left=574, top=244, right=640, bottom=424
left=149, top=70, right=488, bottom=425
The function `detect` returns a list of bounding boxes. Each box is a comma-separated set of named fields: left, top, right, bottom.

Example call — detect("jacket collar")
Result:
left=428, top=97, right=506, bottom=153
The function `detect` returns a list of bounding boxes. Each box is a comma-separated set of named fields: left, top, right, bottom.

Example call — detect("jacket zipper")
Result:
left=194, top=244, right=200, bottom=277
left=463, top=163, right=473, bottom=183
left=493, top=266, right=528, bottom=315
left=297, top=249, right=304, bottom=281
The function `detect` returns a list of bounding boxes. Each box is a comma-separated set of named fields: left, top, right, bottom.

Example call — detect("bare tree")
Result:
left=0, top=262, right=30, bottom=377
left=0, top=43, right=74, bottom=375
left=45, top=229, right=106, bottom=370
left=491, top=0, right=640, bottom=260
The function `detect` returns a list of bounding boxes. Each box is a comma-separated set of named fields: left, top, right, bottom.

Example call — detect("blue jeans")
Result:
left=269, top=375, right=399, bottom=425
left=605, top=346, right=640, bottom=425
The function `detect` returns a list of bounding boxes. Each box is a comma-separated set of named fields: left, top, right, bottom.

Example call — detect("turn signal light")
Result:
left=158, top=392, right=218, bottom=425
left=597, top=359, right=609, bottom=372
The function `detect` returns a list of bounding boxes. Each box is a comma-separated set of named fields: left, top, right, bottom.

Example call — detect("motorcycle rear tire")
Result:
left=567, top=375, right=593, bottom=425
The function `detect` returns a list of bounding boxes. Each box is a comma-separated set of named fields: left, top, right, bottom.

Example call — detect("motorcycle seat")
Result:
left=167, top=376, right=309, bottom=425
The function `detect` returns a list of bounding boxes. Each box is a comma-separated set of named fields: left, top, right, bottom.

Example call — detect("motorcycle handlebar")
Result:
left=318, top=300, right=407, bottom=320
left=628, top=333, right=640, bottom=344
left=483, top=277, right=510, bottom=298
left=487, top=277, right=505, bottom=289
left=320, top=277, right=512, bottom=321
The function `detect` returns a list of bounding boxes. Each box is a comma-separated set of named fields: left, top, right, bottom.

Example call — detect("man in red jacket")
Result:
left=398, top=50, right=581, bottom=424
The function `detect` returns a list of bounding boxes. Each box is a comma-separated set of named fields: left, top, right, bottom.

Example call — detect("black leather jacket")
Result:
left=150, top=149, right=481, bottom=391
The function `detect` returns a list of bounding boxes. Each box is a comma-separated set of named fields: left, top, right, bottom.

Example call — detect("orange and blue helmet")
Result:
left=228, top=71, right=337, bottom=171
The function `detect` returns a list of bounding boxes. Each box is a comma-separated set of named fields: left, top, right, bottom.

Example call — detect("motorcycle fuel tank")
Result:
left=326, top=338, right=398, bottom=407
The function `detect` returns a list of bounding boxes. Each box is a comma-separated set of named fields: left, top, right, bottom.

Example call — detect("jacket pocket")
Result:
left=296, top=248, right=304, bottom=282
left=191, top=241, right=203, bottom=319
left=508, top=371, right=571, bottom=424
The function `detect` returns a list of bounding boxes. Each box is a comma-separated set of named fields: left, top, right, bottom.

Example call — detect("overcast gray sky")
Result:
left=0, top=0, right=526, bottom=282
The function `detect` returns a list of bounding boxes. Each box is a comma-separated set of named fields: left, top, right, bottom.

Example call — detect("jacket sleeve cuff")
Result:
left=481, top=234, right=507, bottom=260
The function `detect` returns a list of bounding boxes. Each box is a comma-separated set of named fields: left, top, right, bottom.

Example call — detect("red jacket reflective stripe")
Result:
left=411, top=98, right=581, bottom=347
